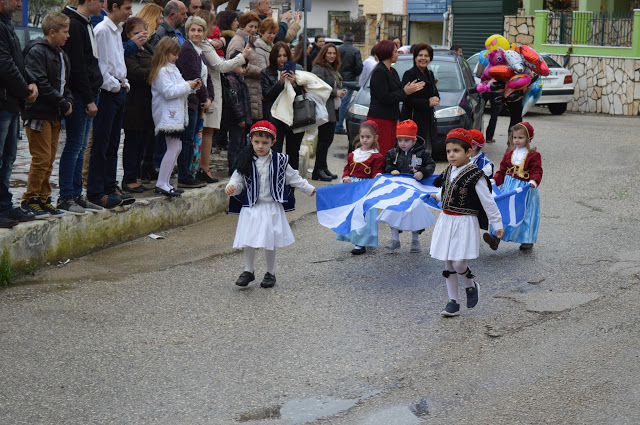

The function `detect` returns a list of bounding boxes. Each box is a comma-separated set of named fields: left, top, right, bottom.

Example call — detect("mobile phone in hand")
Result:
left=279, top=61, right=296, bottom=73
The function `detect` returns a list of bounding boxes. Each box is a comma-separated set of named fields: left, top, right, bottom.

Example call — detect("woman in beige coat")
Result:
left=227, top=12, right=263, bottom=122
left=195, top=11, right=251, bottom=182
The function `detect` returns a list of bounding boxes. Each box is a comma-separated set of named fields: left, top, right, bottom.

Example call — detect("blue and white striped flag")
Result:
left=316, top=174, right=530, bottom=233
left=492, top=184, right=531, bottom=227
left=316, top=174, right=439, bottom=233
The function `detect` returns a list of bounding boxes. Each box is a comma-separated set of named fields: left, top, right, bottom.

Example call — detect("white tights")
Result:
left=156, top=136, right=182, bottom=191
left=390, top=227, right=420, bottom=241
left=444, top=260, right=474, bottom=302
left=244, top=247, right=277, bottom=275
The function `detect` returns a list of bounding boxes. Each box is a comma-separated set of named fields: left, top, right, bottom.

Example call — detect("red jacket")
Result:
left=494, top=149, right=543, bottom=187
left=343, top=152, right=385, bottom=179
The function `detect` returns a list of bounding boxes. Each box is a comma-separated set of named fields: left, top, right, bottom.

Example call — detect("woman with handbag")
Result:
left=311, top=43, right=346, bottom=181
left=367, top=40, right=424, bottom=156
left=260, top=41, right=305, bottom=171
left=400, top=43, right=440, bottom=148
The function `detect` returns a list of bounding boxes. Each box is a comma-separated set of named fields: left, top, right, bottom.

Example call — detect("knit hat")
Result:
left=468, top=129, right=485, bottom=148
left=518, top=121, right=534, bottom=140
left=445, top=128, right=473, bottom=148
left=250, top=120, right=277, bottom=139
left=396, top=120, right=418, bottom=140
left=361, top=120, right=380, bottom=134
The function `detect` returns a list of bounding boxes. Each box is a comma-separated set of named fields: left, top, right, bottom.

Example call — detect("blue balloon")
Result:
left=522, top=80, right=543, bottom=116
left=478, top=50, right=489, bottom=66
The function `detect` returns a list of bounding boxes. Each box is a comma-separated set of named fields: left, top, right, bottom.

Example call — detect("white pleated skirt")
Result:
left=233, top=201, right=295, bottom=250
left=429, top=213, right=480, bottom=261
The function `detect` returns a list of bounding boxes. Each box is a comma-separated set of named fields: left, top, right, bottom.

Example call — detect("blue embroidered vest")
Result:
left=229, top=151, right=295, bottom=214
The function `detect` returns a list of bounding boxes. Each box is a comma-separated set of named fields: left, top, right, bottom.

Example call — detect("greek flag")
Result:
left=492, top=184, right=531, bottom=227
left=316, top=174, right=439, bottom=233
left=316, top=174, right=531, bottom=233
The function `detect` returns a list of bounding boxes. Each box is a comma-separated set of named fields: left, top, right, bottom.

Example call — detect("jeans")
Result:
left=87, top=88, right=127, bottom=201
left=59, top=92, right=96, bottom=199
left=0, top=109, right=19, bottom=211
left=335, top=86, right=354, bottom=132
left=178, top=107, right=199, bottom=181
left=24, top=120, right=61, bottom=200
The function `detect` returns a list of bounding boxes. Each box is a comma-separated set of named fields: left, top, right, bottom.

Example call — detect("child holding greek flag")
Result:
left=483, top=122, right=543, bottom=251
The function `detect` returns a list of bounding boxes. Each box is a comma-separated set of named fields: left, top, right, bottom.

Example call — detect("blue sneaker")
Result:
left=466, top=282, right=479, bottom=309
left=440, top=299, right=460, bottom=317
left=22, top=198, right=49, bottom=220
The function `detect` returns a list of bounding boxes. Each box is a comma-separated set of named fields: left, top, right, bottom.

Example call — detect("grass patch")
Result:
left=0, top=253, right=15, bottom=288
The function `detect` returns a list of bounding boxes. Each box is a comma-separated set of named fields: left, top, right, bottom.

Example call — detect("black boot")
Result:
left=312, top=169, right=332, bottom=182
left=324, top=169, right=338, bottom=180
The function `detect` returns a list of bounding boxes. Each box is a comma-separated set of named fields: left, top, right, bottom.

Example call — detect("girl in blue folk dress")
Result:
left=483, top=122, right=543, bottom=251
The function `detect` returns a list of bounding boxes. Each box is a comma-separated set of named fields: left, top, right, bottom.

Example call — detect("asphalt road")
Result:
left=2, top=109, right=640, bottom=425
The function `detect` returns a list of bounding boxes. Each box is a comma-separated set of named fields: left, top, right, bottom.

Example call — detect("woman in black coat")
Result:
left=400, top=43, right=440, bottom=148
left=367, top=40, right=424, bottom=156
left=122, top=17, right=155, bottom=192
left=261, top=41, right=304, bottom=171
left=311, top=43, right=346, bottom=181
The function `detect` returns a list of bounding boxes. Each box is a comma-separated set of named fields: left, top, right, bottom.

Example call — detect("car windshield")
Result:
left=543, top=55, right=561, bottom=68
left=367, top=57, right=463, bottom=91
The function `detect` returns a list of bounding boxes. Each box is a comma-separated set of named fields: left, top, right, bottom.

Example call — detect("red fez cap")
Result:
left=361, top=120, right=380, bottom=134
left=396, top=120, right=418, bottom=140
left=468, top=129, right=486, bottom=148
left=446, top=128, right=473, bottom=148
left=250, top=120, right=277, bottom=139
left=518, top=121, right=534, bottom=140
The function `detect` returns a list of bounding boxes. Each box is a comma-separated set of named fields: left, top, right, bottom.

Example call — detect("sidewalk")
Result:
left=4, top=127, right=313, bottom=270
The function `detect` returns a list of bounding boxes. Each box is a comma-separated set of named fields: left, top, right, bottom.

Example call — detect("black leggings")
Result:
left=313, top=120, right=336, bottom=172
left=273, top=120, right=303, bottom=170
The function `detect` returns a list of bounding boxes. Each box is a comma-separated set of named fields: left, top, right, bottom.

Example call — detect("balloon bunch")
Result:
left=476, top=34, right=550, bottom=114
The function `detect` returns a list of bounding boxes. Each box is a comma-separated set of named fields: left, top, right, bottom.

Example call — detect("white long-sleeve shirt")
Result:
left=94, top=16, right=129, bottom=92
left=226, top=152, right=315, bottom=202
left=359, top=56, right=377, bottom=87
left=435, top=162, right=503, bottom=230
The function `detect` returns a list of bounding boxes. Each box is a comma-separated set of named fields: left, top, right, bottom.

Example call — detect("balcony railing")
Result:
left=546, top=11, right=634, bottom=47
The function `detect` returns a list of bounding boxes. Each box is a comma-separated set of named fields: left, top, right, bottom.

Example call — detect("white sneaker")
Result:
left=385, top=240, right=400, bottom=251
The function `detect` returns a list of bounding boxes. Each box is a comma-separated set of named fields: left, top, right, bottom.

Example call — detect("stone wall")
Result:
left=504, top=15, right=535, bottom=46
left=548, top=54, right=640, bottom=115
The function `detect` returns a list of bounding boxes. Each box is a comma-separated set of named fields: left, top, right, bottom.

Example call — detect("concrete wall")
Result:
left=504, top=13, right=536, bottom=46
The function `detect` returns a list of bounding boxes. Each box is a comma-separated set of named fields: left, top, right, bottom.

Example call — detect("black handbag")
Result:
left=292, top=93, right=316, bottom=129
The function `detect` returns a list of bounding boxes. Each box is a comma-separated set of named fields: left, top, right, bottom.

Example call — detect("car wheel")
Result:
left=548, top=103, right=567, bottom=115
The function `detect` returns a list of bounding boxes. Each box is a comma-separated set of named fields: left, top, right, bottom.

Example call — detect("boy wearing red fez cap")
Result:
left=225, top=120, right=316, bottom=288
left=468, top=129, right=495, bottom=178
left=430, top=128, right=504, bottom=317
left=379, top=120, right=436, bottom=253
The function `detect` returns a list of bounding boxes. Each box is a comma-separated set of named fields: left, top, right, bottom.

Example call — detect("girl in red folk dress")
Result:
left=336, top=120, right=385, bottom=255
left=483, top=121, right=543, bottom=251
